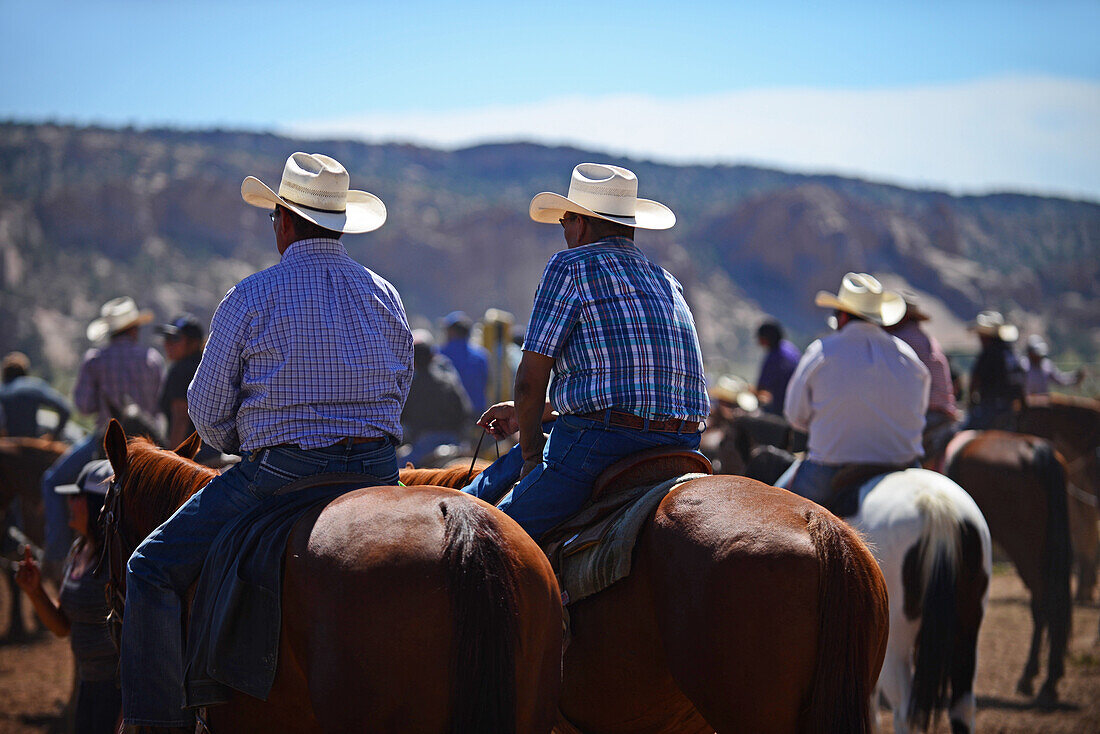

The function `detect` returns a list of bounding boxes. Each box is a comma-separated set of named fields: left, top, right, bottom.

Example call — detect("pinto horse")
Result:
left=400, top=467, right=890, bottom=734
left=848, top=469, right=992, bottom=734
left=945, top=430, right=1072, bottom=704
left=102, top=423, right=562, bottom=734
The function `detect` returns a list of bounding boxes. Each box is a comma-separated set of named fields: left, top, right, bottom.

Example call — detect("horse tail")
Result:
left=1034, top=440, right=1072, bottom=684
left=804, top=509, right=887, bottom=734
left=441, top=498, right=518, bottom=734
left=906, top=489, right=963, bottom=730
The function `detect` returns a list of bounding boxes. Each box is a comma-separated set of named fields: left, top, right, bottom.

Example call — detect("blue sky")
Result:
left=2, top=1, right=1099, bottom=198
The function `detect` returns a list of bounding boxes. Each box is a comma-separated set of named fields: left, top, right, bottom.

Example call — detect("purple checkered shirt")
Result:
left=523, top=237, right=708, bottom=420
left=188, top=238, right=413, bottom=454
left=73, top=339, right=164, bottom=428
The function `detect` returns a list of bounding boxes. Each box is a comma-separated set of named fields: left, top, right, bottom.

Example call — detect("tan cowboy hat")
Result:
left=708, top=375, right=759, bottom=412
left=529, top=163, right=676, bottom=230
left=971, top=311, right=1019, bottom=342
left=814, top=273, right=906, bottom=327
left=241, top=152, right=386, bottom=234
left=87, top=297, right=154, bottom=343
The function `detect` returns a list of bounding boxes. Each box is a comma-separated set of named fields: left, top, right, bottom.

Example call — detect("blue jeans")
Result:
left=774, top=458, right=841, bottom=506
left=462, top=412, right=702, bottom=541
left=41, top=432, right=99, bottom=561
left=121, top=441, right=398, bottom=727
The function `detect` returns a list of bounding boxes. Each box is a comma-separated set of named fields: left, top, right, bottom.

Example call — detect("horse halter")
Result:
left=100, top=473, right=132, bottom=651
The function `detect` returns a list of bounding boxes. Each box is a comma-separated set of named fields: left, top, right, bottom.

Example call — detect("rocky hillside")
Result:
left=1, top=122, right=1097, bottom=387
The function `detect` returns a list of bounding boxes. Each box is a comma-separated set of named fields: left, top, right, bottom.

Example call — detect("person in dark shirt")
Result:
left=156, top=314, right=217, bottom=463
left=402, top=330, right=473, bottom=465
left=755, top=321, right=801, bottom=415
left=964, top=311, right=1025, bottom=430
left=0, top=351, right=72, bottom=438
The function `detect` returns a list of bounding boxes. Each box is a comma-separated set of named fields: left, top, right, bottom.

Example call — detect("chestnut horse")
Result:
left=945, top=430, right=1072, bottom=704
left=0, top=436, right=66, bottom=640
left=400, top=467, right=890, bottom=734
left=103, top=424, right=562, bottom=733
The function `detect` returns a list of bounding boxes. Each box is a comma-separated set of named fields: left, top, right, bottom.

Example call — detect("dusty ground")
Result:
left=0, top=565, right=1097, bottom=733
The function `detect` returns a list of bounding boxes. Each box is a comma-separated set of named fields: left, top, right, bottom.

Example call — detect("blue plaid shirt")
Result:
left=524, top=237, right=708, bottom=420
left=188, top=238, right=413, bottom=453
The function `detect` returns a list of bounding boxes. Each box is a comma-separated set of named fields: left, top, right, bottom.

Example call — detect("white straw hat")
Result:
left=87, top=297, right=154, bottom=343
left=529, top=163, right=676, bottom=230
left=814, top=273, right=906, bottom=327
left=971, top=311, right=1019, bottom=342
left=241, top=152, right=386, bottom=234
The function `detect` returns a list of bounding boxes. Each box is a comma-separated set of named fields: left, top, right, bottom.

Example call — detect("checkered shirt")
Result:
left=73, top=340, right=164, bottom=428
left=188, top=238, right=413, bottom=453
left=524, top=237, right=708, bottom=420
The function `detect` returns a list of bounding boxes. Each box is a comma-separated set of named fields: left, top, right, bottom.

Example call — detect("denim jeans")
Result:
left=121, top=441, right=398, bottom=727
left=41, top=432, right=99, bottom=561
left=462, top=412, right=702, bottom=541
left=774, top=458, right=841, bottom=506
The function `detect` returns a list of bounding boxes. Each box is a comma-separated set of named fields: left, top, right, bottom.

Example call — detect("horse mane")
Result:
left=120, top=436, right=217, bottom=542
left=399, top=465, right=481, bottom=489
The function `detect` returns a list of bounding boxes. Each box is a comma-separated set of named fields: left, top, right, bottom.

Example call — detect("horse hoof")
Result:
left=1036, top=684, right=1059, bottom=709
left=1016, top=679, right=1034, bottom=697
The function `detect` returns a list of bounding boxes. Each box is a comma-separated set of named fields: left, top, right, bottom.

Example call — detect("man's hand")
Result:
left=477, top=402, right=519, bottom=439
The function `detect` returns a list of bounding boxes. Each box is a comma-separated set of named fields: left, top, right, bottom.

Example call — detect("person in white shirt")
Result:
left=1022, top=334, right=1083, bottom=396
left=776, top=273, right=930, bottom=504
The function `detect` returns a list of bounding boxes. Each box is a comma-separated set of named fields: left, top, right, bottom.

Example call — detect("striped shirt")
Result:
left=523, top=237, right=708, bottom=420
left=72, top=339, right=164, bottom=429
left=188, top=238, right=413, bottom=453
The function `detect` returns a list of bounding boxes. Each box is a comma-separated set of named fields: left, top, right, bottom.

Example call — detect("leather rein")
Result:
left=100, top=472, right=133, bottom=651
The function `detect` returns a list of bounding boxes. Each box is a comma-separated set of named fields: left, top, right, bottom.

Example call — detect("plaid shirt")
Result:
left=188, top=238, right=413, bottom=453
left=524, top=237, right=708, bottom=420
left=73, top=339, right=164, bottom=428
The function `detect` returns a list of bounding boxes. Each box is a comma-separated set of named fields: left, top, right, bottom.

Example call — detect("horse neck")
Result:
left=399, top=466, right=480, bottom=488
left=123, top=451, right=214, bottom=542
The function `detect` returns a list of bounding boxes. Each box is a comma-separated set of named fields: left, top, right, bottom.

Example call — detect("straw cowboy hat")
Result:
left=971, top=311, right=1019, bottom=342
left=529, top=163, right=676, bottom=230
left=87, top=297, right=154, bottom=343
left=241, top=152, right=386, bottom=234
left=814, top=273, right=906, bottom=327
left=708, top=374, right=759, bottom=412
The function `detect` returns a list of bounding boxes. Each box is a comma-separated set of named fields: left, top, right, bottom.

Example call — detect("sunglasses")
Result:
left=558, top=213, right=581, bottom=228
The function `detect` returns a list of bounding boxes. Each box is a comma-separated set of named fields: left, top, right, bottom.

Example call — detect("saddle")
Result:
left=541, top=447, right=712, bottom=605
left=822, top=463, right=911, bottom=518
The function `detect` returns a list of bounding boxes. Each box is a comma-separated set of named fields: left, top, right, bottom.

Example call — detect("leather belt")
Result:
left=574, top=410, right=701, bottom=434
left=270, top=436, right=388, bottom=450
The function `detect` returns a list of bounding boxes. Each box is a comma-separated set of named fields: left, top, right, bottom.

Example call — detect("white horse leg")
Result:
left=948, top=691, right=977, bottom=734
left=877, top=629, right=915, bottom=734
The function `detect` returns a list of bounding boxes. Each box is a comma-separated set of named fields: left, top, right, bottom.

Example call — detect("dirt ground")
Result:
left=0, top=565, right=1097, bottom=733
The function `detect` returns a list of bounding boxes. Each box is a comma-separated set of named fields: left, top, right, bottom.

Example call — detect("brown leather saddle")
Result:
left=822, top=462, right=911, bottom=518
left=592, top=446, right=713, bottom=502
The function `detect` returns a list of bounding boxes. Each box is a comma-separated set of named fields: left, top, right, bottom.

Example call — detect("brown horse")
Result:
left=0, top=436, right=66, bottom=640
left=103, top=423, right=562, bottom=733
left=400, top=467, right=890, bottom=733
left=945, top=430, right=1072, bottom=705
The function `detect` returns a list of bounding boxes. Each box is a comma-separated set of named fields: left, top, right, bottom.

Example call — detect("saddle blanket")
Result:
left=545, top=473, right=707, bottom=606
left=184, top=477, right=380, bottom=709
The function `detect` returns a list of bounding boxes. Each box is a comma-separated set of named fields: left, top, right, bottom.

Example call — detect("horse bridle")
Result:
left=100, top=472, right=132, bottom=651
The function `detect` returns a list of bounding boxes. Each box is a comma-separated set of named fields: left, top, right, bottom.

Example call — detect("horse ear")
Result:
left=104, top=419, right=129, bottom=476
left=175, top=432, right=203, bottom=460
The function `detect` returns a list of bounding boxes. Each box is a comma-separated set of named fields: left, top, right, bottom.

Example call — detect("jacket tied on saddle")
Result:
left=540, top=448, right=712, bottom=606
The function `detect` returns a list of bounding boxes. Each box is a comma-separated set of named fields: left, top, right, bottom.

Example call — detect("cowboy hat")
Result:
left=970, top=311, right=1018, bottom=342
left=241, top=152, right=386, bottom=234
left=1026, top=334, right=1048, bottom=356
left=814, top=273, right=906, bottom=327
left=87, top=297, right=154, bottom=343
left=708, top=375, right=760, bottom=412
left=529, top=163, right=676, bottom=230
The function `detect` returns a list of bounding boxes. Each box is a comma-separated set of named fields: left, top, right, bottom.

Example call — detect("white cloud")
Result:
left=286, top=76, right=1100, bottom=200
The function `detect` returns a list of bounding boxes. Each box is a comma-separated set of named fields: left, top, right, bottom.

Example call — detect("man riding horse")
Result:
left=461, top=162, right=709, bottom=540
left=775, top=273, right=930, bottom=506
left=120, top=153, right=413, bottom=733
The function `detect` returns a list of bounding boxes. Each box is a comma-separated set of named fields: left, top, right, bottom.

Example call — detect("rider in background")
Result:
left=461, top=163, right=708, bottom=540
left=440, top=311, right=490, bottom=417
left=885, top=295, right=959, bottom=460
left=754, top=320, right=801, bottom=416
left=119, top=153, right=412, bottom=732
left=963, top=311, right=1025, bottom=430
left=1021, top=334, right=1084, bottom=397
left=401, top=329, right=473, bottom=464
left=776, top=273, right=929, bottom=504
left=41, top=298, right=163, bottom=569
left=16, top=459, right=121, bottom=734
left=0, top=351, right=72, bottom=438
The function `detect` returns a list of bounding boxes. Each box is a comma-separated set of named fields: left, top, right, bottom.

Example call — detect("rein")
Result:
left=461, top=431, right=499, bottom=487
left=100, top=473, right=132, bottom=650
